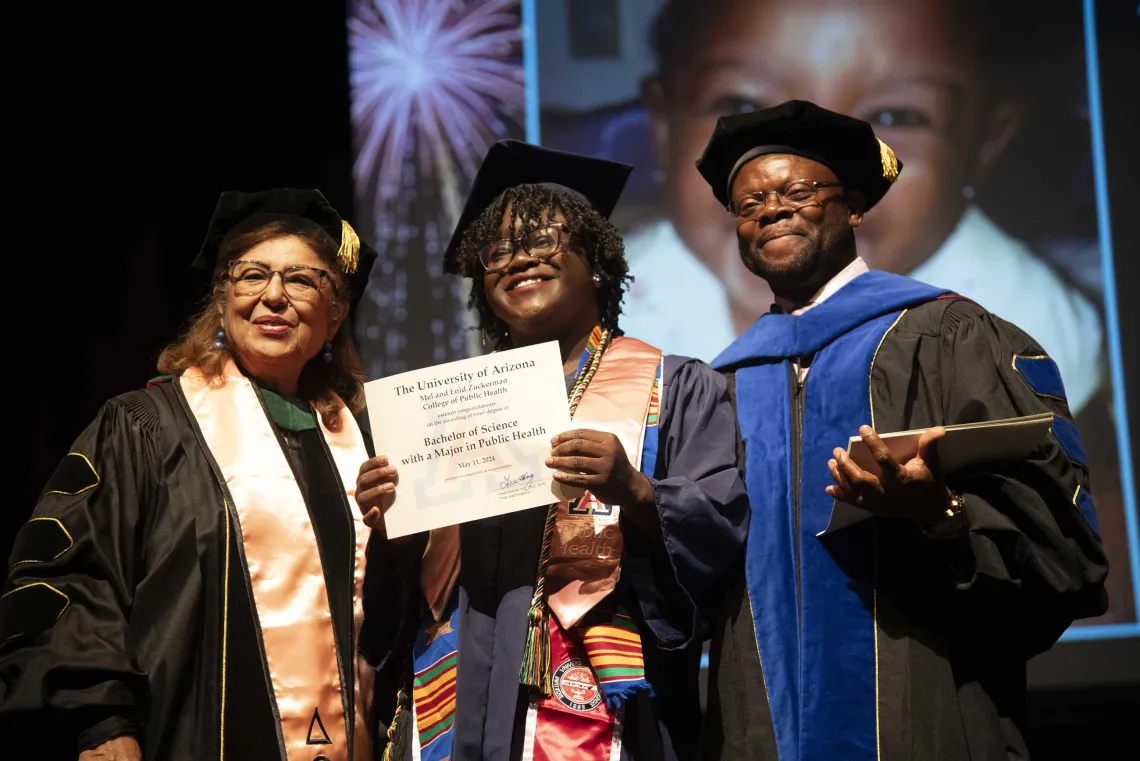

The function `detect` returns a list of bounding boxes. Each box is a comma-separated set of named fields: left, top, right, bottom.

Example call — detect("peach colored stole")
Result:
left=420, top=336, right=662, bottom=628
left=180, top=362, right=373, bottom=761
left=545, top=335, right=661, bottom=628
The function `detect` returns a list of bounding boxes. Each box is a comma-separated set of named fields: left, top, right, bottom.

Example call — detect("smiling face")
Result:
left=481, top=206, right=601, bottom=347
left=732, top=153, right=862, bottom=297
left=645, top=0, right=1015, bottom=322
left=220, top=235, right=346, bottom=394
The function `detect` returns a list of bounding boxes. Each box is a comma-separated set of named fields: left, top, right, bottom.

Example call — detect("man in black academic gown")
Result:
left=696, top=100, right=1109, bottom=761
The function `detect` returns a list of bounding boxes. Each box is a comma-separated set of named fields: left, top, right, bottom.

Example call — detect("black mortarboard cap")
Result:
left=193, top=188, right=377, bottom=309
left=696, top=100, right=901, bottom=210
left=442, top=140, right=633, bottom=275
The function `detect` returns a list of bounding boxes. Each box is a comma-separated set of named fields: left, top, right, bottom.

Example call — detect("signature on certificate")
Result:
left=499, top=471, right=536, bottom=490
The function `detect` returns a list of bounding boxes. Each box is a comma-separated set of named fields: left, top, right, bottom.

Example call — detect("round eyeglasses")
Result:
left=479, top=223, right=570, bottom=273
left=730, top=180, right=844, bottom=222
left=225, top=260, right=335, bottom=303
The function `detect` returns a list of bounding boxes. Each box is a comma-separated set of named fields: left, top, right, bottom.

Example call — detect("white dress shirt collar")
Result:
left=774, top=255, right=870, bottom=316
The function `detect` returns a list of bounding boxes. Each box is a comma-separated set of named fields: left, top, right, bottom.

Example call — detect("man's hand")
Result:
left=546, top=429, right=655, bottom=511
left=825, top=425, right=952, bottom=525
left=79, top=736, right=142, bottom=761
left=357, top=456, right=408, bottom=542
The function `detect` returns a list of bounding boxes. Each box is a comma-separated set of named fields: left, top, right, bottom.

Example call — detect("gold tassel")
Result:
left=382, top=681, right=411, bottom=761
left=519, top=597, right=553, bottom=695
left=338, top=220, right=360, bottom=275
left=519, top=492, right=558, bottom=696
left=877, top=138, right=899, bottom=183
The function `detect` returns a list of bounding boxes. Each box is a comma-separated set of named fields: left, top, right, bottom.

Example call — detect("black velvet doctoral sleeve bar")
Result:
left=1, top=395, right=159, bottom=754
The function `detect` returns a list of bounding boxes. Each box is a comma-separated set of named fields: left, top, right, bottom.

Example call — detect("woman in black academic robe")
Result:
left=1, top=189, right=380, bottom=761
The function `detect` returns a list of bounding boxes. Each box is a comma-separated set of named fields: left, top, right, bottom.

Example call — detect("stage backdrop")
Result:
left=347, top=0, right=1138, bottom=652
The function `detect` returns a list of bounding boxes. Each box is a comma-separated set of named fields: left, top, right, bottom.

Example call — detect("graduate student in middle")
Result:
left=357, top=139, right=749, bottom=761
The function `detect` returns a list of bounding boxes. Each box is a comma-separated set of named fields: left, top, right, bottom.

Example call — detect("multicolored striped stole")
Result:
left=581, top=613, right=648, bottom=708
left=410, top=603, right=459, bottom=761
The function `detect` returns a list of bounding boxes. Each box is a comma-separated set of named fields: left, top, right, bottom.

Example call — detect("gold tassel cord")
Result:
left=382, top=679, right=411, bottom=761
left=338, top=220, right=360, bottom=275
left=877, top=138, right=899, bottom=183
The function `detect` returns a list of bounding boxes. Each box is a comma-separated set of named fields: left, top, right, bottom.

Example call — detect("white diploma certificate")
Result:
left=364, top=341, right=573, bottom=538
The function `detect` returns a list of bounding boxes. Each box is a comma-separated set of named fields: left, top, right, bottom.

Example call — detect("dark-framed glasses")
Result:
left=225, top=259, right=334, bottom=303
left=731, top=180, right=844, bottom=221
left=479, top=223, right=570, bottom=273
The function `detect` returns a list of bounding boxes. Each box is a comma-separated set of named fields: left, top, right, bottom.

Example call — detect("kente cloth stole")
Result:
left=411, top=330, right=662, bottom=761
left=409, top=603, right=460, bottom=761
left=181, top=361, right=374, bottom=761
left=716, top=271, right=947, bottom=761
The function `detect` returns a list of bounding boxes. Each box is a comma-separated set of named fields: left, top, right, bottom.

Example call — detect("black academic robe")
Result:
left=362, top=355, right=750, bottom=761
left=0, top=378, right=373, bottom=760
left=704, top=272, right=1108, bottom=761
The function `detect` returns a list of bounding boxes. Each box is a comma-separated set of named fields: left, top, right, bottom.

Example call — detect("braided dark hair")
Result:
left=454, top=184, right=633, bottom=351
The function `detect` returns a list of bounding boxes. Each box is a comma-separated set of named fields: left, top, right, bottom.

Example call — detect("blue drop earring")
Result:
left=321, top=341, right=333, bottom=363
left=215, top=329, right=225, bottom=349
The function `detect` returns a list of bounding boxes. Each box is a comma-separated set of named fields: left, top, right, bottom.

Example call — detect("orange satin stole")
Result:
left=181, top=362, right=373, bottom=761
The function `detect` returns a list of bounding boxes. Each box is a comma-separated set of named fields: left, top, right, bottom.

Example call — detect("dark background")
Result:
left=8, top=2, right=1138, bottom=757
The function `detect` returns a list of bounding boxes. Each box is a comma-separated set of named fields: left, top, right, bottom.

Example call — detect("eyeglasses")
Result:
left=225, top=260, right=335, bottom=303
left=730, top=180, right=844, bottom=221
left=479, top=223, right=570, bottom=273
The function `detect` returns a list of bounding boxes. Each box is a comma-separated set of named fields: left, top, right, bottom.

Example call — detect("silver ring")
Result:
left=855, top=495, right=864, bottom=507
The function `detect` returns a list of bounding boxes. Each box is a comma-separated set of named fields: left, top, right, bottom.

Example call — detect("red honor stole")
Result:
left=181, top=362, right=374, bottom=761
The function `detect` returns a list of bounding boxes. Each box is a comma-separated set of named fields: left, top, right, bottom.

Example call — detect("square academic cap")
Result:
left=193, top=188, right=377, bottom=309
left=696, top=100, right=901, bottom=210
left=443, top=140, right=633, bottom=274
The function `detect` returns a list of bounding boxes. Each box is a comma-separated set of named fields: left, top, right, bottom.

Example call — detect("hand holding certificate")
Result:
left=362, top=341, right=573, bottom=538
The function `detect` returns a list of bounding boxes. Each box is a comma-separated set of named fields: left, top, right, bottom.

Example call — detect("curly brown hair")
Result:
left=453, top=184, right=633, bottom=350
left=157, top=217, right=364, bottom=430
